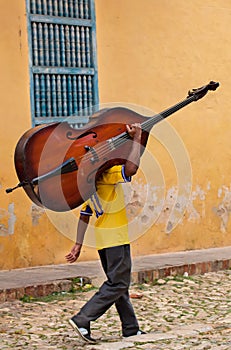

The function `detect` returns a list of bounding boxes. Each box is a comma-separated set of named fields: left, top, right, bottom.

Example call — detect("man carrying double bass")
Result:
left=65, top=122, right=146, bottom=344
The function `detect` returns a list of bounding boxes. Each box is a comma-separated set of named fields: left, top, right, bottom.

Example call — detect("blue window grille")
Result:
left=26, top=0, right=99, bottom=127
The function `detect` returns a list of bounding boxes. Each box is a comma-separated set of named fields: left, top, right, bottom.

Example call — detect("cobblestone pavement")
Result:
left=0, top=270, right=231, bottom=350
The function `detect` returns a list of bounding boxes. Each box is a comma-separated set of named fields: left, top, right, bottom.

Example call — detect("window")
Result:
left=26, top=0, right=99, bottom=127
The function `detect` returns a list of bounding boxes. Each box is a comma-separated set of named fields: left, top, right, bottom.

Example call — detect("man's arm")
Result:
left=65, top=214, right=90, bottom=263
left=124, top=123, right=142, bottom=178
left=65, top=123, right=141, bottom=262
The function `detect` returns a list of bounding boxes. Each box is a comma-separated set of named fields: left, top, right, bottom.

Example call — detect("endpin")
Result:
left=6, top=181, right=28, bottom=194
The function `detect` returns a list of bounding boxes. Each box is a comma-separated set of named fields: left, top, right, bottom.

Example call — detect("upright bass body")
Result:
left=14, top=107, right=150, bottom=211
left=10, top=81, right=219, bottom=211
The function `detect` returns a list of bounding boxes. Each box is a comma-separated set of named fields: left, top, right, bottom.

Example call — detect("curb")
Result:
left=132, top=258, right=231, bottom=284
left=1, top=258, right=231, bottom=303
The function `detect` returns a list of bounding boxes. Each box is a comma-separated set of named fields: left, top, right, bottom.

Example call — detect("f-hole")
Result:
left=66, top=130, right=97, bottom=141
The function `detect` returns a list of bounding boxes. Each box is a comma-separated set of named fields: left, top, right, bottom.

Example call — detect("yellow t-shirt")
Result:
left=80, top=165, right=131, bottom=250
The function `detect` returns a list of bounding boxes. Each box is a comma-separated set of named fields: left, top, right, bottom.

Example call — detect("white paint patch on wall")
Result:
left=213, top=186, right=231, bottom=233
left=125, top=182, right=212, bottom=234
left=123, top=181, right=165, bottom=241
left=8, top=203, right=16, bottom=234
left=187, top=185, right=207, bottom=223
left=0, top=203, right=16, bottom=236
left=155, top=184, right=199, bottom=229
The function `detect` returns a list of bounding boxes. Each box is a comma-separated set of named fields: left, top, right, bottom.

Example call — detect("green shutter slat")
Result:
left=34, top=74, right=41, bottom=117
left=46, top=75, right=52, bottom=116
left=68, top=75, right=73, bottom=116
left=49, top=24, right=55, bottom=66
left=54, top=24, right=61, bottom=65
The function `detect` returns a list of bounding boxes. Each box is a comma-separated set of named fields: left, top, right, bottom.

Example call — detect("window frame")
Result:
left=26, top=0, right=99, bottom=127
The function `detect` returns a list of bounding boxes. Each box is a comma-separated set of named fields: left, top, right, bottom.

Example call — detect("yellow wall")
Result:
left=0, top=0, right=231, bottom=269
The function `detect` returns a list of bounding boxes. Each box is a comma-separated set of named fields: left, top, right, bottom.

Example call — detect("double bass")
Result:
left=6, top=81, right=219, bottom=211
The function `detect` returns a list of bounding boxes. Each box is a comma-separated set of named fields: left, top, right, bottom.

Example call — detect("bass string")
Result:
left=80, top=132, right=129, bottom=164
left=80, top=113, right=161, bottom=163
left=141, top=96, right=195, bottom=131
left=81, top=95, right=195, bottom=164
left=101, top=97, right=196, bottom=157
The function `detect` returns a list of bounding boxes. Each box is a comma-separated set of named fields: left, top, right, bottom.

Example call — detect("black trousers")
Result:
left=74, top=244, right=139, bottom=336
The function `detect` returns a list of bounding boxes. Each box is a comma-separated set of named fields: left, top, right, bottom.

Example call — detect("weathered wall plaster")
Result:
left=0, top=203, right=16, bottom=236
left=214, top=186, right=231, bottom=233
left=1, top=0, right=231, bottom=269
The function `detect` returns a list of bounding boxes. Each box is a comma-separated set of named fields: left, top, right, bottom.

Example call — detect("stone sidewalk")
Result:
left=0, top=246, right=231, bottom=302
left=1, top=270, right=231, bottom=349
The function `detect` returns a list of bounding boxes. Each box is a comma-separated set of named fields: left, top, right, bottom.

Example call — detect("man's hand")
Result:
left=126, top=123, right=142, bottom=141
left=124, top=123, right=142, bottom=178
left=65, top=243, right=82, bottom=263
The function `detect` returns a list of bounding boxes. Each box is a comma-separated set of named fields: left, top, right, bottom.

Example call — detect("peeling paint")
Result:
left=156, top=186, right=194, bottom=227
left=31, top=204, right=45, bottom=225
left=213, top=186, right=231, bottom=233
left=185, top=185, right=208, bottom=223
left=124, top=181, right=214, bottom=233
left=122, top=181, right=165, bottom=240
left=192, top=185, right=206, bottom=201
left=0, top=203, right=16, bottom=236
left=8, top=203, right=16, bottom=234
left=218, top=188, right=223, bottom=198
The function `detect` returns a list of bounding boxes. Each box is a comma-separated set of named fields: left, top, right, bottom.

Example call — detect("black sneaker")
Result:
left=69, top=317, right=97, bottom=344
left=123, top=330, right=146, bottom=337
